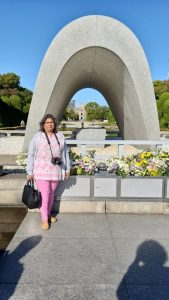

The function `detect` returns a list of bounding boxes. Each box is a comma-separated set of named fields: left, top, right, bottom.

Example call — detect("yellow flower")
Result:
left=145, top=152, right=152, bottom=158
left=140, top=153, right=145, bottom=159
left=82, top=156, right=90, bottom=163
left=140, top=159, right=148, bottom=165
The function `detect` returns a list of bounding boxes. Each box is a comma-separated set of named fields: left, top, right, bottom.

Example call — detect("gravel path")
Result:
left=0, top=136, right=138, bottom=156
left=0, top=137, right=24, bottom=154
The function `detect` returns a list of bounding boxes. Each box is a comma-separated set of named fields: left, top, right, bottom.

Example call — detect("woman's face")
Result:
left=44, top=118, right=55, bottom=133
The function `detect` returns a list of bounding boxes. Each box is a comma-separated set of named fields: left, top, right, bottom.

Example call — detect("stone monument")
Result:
left=23, top=15, right=160, bottom=151
left=76, top=127, right=106, bottom=152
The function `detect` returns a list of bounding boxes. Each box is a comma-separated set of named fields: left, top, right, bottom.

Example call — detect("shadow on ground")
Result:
left=0, top=235, right=42, bottom=300
left=117, top=240, right=169, bottom=299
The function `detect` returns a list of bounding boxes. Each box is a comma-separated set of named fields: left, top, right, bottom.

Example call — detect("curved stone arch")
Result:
left=23, top=15, right=160, bottom=150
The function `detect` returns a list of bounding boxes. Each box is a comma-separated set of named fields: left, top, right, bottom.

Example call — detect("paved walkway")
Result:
left=1, top=213, right=169, bottom=299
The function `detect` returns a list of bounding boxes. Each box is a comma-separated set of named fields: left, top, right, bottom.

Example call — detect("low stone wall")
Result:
left=1, top=175, right=169, bottom=213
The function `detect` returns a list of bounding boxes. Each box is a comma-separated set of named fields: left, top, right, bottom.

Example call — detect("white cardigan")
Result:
left=26, top=131, right=70, bottom=179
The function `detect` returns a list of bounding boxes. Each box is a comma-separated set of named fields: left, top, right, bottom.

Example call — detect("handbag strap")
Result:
left=27, top=179, right=34, bottom=188
left=44, top=132, right=60, bottom=158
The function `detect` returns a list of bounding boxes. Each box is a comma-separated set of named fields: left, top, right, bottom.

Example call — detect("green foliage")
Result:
left=0, top=73, right=32, bottom=126
left=18, top=87, right=32, bottom=111
left=98, top=106, right=110, bottom=121
left=85, top=102, right=114, bottom=122
left=1, top=95, right=11, bottom=106
left=157, top=92, right=169, bottom=128
left=10, top=95, right=22, bottom=110
left=0, top=73, right=20, bottom=89
left=63, top=108, right=79, bottom=121
left=68, top=109, right=79, bottom=120
left=0, top=99, right=27, bottom=127
left=108, top=110, right=115, bottom=122
left=62, top=109, right=69, bottom=121
left=153, top=80, right=169, bottom=99
left=159, top=92, right=169, bottom=102
left=23, top=103, right=30, bottom=113
left=85, top=102, right=100, bottom=121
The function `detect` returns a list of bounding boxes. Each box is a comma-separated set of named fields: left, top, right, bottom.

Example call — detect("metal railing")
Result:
left=65, top=139, right=169, bottom=157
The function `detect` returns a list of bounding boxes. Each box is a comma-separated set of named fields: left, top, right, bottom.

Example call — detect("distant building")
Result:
left=75, top=105, right=86, bottom=121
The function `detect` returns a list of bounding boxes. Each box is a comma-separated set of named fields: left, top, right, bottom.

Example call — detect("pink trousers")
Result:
left=35, top=180, right=58, bottom=222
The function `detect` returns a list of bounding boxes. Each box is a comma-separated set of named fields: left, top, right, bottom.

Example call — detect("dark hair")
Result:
left=39, top=114, right=57, bottom=132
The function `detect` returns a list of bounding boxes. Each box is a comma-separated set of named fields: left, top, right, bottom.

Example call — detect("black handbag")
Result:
left=22, top=180, right=42, bottom=209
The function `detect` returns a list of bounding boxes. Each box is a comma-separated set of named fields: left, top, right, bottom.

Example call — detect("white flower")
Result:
left=16, top=153, right=28, bottom=167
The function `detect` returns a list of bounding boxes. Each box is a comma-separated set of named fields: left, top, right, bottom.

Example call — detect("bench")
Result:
left=0, top=155, right=17, bottom=176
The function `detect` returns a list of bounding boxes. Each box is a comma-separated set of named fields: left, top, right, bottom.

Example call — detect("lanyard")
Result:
left=44, top=132, right=61, bottom=158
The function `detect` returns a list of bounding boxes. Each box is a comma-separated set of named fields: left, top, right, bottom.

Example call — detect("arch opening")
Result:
left=46, top=46, right=142, bottom=139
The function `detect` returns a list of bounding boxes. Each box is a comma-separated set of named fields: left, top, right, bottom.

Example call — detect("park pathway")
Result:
left=1, top=213, right=169, bottom=299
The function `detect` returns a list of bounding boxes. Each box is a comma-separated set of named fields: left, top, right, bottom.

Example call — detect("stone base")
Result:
left=29, top=201, right=105, bottom=213
left=53, top=200, right=105, bottom=213
left=106, top=201, right=169, bottom=214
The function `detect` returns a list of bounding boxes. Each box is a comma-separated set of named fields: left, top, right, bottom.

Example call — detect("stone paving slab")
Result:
left=1, top=213, right=169, bottom=299
left=0, top=283, right=128, bottom=300
left=15, top=213, right=112, bottom=238
left=0, top=237, right=122, bottom=285
left=107, top=214, right=169, bottom=239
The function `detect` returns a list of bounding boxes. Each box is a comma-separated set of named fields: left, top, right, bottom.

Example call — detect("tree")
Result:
left=85, top=102, right=100, bottom=121
left=62, top=108, right=79, bottom=121
left=18, top=87, right=32, bottom=112
left=1, top=95, right=11, bottom=106
left=0, top=73, right=20, bottom=89
left=153, top=80, right=169, bottom=99
left=0, top=72, right=32, bottom=127
left=99, top=106, right=110, bottom=121
left=10, top=95, right=22, bottom=110
left=0, top=98, right=27, bottom=127
left=69, top=110, right=79, bottom=121
left=157, top=92, right=169, bottom=128
left=0, top=73, right=32, bottom=114
left=108, top=110, right=115, bottom=122
left=62, top=108, right=69, bottom=121
left=85, top=102, right=116, bottom=122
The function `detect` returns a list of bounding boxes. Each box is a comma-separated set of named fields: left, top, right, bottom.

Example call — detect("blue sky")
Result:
left=0, top=0, right=169, bottom=107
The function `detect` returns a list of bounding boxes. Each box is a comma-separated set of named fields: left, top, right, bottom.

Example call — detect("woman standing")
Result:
left=26, top=114, right=70, bottom=230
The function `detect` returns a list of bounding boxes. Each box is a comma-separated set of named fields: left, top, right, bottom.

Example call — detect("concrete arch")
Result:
left=23, top=15, right=160, bottom=150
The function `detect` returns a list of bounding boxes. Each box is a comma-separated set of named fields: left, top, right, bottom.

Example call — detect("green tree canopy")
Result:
left=153, top=80, right=169, bottom=99
left=0, top=72, right=33, bottom=127
left=108, top=110, right=115, bottom=122
left=85, top=102, right=115, bottom=122
left=0, top=73, right=32, bottom=114
left=157, top=92, right=169, bottom=128
left=62, top=108, right=79, bottom=121
left=0, top=73, right=20, bottom=89
left=0, top=99, right=27, bottom=127
left=85, top=102, right=100, bottom=121
left=10, top=95, right=22, bottom=110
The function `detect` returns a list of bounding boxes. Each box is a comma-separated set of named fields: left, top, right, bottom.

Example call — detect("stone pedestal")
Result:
left=76, top=128, right=106, bottom=150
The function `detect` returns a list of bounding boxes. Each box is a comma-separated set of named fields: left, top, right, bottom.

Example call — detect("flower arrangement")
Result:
left=70, top=150, right=97, bottom=175
left=16, top=149, right=169, bottom=177
left=106, top=149, right=169, bottom=177
left=107, top=156, right=130, bottom=177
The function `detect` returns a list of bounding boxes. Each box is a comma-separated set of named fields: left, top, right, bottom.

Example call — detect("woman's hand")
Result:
left=27, top=174, right=34, bottom=181
left=65, top=171, right=70, bottom=180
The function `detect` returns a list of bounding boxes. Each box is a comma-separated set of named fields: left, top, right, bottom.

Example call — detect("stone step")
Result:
left=0, top=177, right=25, bottom=190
